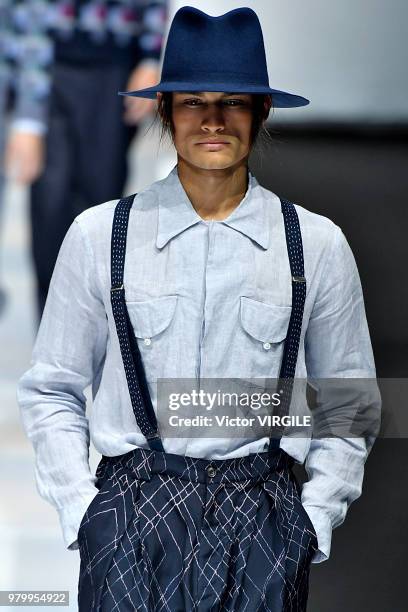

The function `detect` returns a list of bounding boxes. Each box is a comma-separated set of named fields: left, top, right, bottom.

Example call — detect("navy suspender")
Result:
left=269, top=197, right=307, bottom=450
left=110, top=194, right=306, bottom=453
left=110, top=195, right=164, bottom=453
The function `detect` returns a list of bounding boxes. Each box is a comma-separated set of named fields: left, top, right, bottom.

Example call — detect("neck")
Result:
left=176, top=157, right=249, bottom=221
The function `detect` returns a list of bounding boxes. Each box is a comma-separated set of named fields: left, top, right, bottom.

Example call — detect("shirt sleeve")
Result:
left=302, top=223, right=381, bottom=563
left=16, top=217, right=109, bottom=551
left=5, top=1, right=53, bottom=128
left=135, top=0, right=169, bottom=63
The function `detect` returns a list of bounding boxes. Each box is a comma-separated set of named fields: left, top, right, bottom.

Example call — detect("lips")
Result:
left=196, top=140, right=230, bottom=150
left=196, top=140, right=230, bottom=145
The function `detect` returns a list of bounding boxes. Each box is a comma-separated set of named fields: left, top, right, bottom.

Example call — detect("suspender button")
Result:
left=207, top=465, right=217, bottom=478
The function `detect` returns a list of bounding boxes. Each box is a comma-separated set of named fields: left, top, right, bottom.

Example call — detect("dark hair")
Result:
left=146, top=92, right=275, bottom=152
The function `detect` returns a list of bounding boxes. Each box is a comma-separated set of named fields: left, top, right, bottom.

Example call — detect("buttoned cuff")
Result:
left=10, top=118, right=47, bottom=135
left=57, top=487, right=99, bottom=551
left=301, top=504, right=332, bottom=563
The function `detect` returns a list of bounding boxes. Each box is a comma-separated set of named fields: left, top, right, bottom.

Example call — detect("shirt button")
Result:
left=144, top=338, right=151, bottom=346
left=207, top=465, right=216, bottom=478
left=263, top=342, right=271, bottom=350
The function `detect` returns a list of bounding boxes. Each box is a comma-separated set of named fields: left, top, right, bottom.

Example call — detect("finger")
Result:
left=123, top=106, right=144, bottom=124
left=132, top=100, right=155, bottom=118
left=4, top=155, right=20, bottom=182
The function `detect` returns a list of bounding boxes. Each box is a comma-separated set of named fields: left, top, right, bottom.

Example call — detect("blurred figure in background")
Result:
left=0, top=0, right=18, bottom=317
left=4, top=0, right=169, bottom=325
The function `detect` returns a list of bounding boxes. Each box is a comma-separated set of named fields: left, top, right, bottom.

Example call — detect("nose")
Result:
left=201, top=102, right=226, bottom=134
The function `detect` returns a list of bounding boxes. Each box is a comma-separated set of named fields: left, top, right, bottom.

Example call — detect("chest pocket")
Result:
left=125, top=295, right=178, bottom=381
left=239, top=296, right=292, bottom=384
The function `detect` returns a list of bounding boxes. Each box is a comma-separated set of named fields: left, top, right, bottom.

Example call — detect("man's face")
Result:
left=168, top=91, right=255, bottom=170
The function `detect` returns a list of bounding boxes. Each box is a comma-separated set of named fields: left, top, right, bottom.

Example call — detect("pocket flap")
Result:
left=126, top=295, right=178, bottom=338
left=240, top=297, right=292, bottom=343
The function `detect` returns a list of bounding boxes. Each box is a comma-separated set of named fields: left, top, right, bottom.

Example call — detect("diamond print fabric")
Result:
left=78, top=447, right=317, bottom=611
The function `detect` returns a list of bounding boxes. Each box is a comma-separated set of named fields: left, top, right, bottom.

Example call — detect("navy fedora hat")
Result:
left=118, top=6, right=309, bottom=108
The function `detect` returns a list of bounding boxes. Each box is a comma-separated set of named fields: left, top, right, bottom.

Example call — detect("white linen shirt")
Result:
left=17, top=164, right=380, bottom=564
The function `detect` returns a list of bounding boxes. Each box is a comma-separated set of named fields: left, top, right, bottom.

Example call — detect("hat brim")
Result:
left=118, top=81, right=309, bottom=108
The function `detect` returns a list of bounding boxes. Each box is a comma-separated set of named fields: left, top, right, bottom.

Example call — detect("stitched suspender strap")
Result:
left=110, top=195, right=164, bottom=453
left=269, top=198, right=307, bottom=451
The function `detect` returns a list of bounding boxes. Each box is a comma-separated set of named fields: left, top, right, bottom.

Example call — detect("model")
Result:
left=17, top=6, right=380, bottom=611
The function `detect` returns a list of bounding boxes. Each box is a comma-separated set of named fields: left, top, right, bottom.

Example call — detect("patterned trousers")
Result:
left=77, top=447, right=317, bottom=611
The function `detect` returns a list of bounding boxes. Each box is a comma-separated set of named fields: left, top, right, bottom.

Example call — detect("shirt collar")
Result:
left=155, top=164, right=270, bottom=250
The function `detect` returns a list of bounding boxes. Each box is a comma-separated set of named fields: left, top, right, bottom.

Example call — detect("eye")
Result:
left=182, top=98, right=247, bottom=107
left=183, top=98, right=203, bottom=106
left=223, top=99, right=246, bottom=106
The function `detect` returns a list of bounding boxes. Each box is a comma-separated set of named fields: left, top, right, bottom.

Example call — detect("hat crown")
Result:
left=118, top=5, right=310, bottom=108
left=161, top=6, right=269, bottom=87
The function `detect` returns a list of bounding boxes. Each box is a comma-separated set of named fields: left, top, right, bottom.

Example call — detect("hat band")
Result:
left=162, top=70, right=269, bottom=88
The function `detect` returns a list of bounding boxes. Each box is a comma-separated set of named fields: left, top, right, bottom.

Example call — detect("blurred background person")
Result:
left=0, top=0, right=19, bottom=317
left=4, top=0, right=169, bottom=325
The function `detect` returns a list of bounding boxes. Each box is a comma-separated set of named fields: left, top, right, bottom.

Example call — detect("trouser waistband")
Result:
left=99, top=445, right=294, bottom=485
